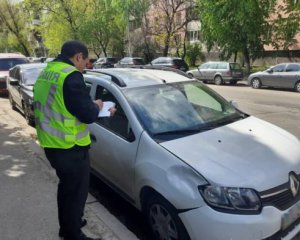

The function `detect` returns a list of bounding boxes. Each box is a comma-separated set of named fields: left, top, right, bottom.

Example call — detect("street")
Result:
left=210, top=82, right=300, bottom=139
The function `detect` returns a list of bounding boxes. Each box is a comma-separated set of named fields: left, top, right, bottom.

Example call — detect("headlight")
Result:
left=199, top=185, right=261, bottom=214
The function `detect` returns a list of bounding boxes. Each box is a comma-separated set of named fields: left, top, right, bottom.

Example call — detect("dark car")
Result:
left=150, top=57, right=189, bottom=72
left=114, top=57, right=145, bottom=68
left=248, top=63, right=300, bottom=92
left=94, top=57, right=118, bottom=69
left=7, top=63, right=46, bottom=125
left=187, top=61, right=243, bottom=85
left=0, top=53, right=29, bottom=94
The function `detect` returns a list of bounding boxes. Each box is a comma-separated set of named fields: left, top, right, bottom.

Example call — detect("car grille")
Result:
left=260, top=175, right=300, bottom=211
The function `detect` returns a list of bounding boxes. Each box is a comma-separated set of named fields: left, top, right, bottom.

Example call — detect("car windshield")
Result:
left=107, top=58, right=117, bottom=63
left=230, top=63, right=242, bottom=70
left=23, top=67, right=45, bottom=85
left=0, top=58, right=28, bottom=71
left=124, top=81, right=247, bottom=140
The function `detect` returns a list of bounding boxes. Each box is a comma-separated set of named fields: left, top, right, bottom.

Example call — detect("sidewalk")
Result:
left=0, top=97, right=139, bottom=240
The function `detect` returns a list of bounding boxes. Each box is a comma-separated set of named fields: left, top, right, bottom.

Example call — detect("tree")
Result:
left=78, top=0, right=126, bottom=57
left=0, top=0, right=32, bottom=56
left=198, top=0, right=277, bottom=76
left=150, top=0, right=190, bottom=56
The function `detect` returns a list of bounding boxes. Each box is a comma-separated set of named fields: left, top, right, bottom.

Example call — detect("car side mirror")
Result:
left=267, top=69, right=273, bottom=73
left=230, top=100, right=238, bottom=108
left=10, top=79, right=20, bottom=86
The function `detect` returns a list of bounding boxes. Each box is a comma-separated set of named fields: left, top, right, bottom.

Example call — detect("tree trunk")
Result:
left=243, top=46, right=251, bottom=77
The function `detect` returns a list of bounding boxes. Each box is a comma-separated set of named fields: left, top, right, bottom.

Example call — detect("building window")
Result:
left=187, top=30, right=201, bottom=42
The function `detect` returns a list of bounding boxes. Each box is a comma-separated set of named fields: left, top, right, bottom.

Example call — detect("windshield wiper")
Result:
left=154, top=128, right=200, bottom=136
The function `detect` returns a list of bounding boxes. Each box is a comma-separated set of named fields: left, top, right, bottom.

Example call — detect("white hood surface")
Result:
left=160, top=116, right=300, bottom=191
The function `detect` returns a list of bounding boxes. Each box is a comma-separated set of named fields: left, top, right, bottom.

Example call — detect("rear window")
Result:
left=173, top=59, right=187, bottom=66
left=133, top=59, right=145, bottom=65
left=0, top=58, right=29, bottom=71
left=230, top=63, right=242, bottom=70
left=107, top=58, right=117, bottom=63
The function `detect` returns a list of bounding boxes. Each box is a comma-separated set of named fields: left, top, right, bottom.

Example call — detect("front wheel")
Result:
left=214, top=75, right=223, bottom=85
left=295, top=82, right=300, bottom=93
left=23, top=102, right=35, bottom=126
left=251, top=78, right=262, bottom=89
left=145, top=194, right=190, bottom=240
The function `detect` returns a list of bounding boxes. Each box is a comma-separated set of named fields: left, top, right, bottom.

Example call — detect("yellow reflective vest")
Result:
left=33, top=61, right=91, bottom=148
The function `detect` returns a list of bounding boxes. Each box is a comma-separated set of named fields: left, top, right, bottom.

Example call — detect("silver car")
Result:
left=248, top=63, right=300, bottom=92
left=187, top=61, right=243, bottom=85
left=84, top=68, right=300, bottom=240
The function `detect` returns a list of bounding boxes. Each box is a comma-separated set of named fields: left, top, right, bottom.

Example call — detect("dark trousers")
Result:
left=45, top=147, right=90, bottom=240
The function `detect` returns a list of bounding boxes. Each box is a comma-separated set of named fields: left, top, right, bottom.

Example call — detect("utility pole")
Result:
left=126, top=0, right=131, bottom=56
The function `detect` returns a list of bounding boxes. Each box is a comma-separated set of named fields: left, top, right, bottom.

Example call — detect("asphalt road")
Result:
left=209, top=82, right=300, bottom=139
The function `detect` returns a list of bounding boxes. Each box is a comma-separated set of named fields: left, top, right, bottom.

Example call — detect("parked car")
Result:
left=187, top=61, right=243, bottom=85
left=248, top=63, right=300, bottom=92
left=114, top=57, right=145, bottom=68
left=7, top=63, right=46, bottom=125
left=82, top=68, right=300, bottom=240
left=150, top=57, right=189, bottom=72
left=94, top=57, right=118, bottom=69
left=0, top=53, right=29, bottom=94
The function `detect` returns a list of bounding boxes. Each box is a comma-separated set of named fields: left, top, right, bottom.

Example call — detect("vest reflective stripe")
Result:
left=34, top=84, right=88, bottom=142
left=35, top=118, right=89, bottom=142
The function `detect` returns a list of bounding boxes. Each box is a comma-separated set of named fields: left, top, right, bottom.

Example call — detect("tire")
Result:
left=187, top=73, right=193, bottom=79
left=214, top=75, right=223, bottom=85
left=230, top=80, right=237, bottom=85
left=145, top=193, right=190, bottom=240
left=8, top=93, right=17, bottom=110
left=251, top=78, right=262, bottom=89
left=23, top=102, right=35, bottom=126
left=295, top=82, right=300, bottom=93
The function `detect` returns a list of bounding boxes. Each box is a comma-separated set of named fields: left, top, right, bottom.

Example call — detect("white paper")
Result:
left=98, top=101, right=116, bottom=117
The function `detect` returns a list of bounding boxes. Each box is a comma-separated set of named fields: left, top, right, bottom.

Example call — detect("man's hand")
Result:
left=94, top=99, right=103, bottom=110
left=108, top=107, right=117, bottom=116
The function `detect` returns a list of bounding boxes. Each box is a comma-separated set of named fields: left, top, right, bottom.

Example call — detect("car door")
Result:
left=197, top=63, right=210, bottom=80
left=283, top=64, right=300, bottom=89
left=87, top=80, right=142, bottom=200
left=9, top=67, right=22, bottom=108
left=263, top=64, right=286, bottom=87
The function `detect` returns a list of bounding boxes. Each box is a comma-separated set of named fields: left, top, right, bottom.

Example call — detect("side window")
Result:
left=286, top=64, right=300, bottom=72
left=199, top=63, right=209, bottom=70
left=272, top=64, right=286, bottom=72
left=217, top=63, right=227, bottom=69
left=95, top=86, right=132, bottom=140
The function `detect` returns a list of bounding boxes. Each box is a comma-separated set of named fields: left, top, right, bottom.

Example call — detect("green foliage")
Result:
left=197, top=0, right=277, bottom=75
left=184, top=42, right=205, bottom=67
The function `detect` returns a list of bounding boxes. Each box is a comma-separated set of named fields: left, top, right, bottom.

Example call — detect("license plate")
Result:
left=282, top=200, right=300, bottom=230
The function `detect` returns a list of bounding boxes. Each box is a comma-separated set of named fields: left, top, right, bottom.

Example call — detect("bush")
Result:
left=185, top=42, right=205, bottom=67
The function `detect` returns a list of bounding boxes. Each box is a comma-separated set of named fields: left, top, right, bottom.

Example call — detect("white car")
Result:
left=84, top=67, right=300, bottom=240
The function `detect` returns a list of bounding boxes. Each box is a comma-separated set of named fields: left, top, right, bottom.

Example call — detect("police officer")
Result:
left=34, top=40, right=104, bottom=240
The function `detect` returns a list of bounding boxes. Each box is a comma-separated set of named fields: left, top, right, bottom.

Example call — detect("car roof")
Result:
left=15, top=63, right=47, bottom=70
left=84, top=68, right=193, bottom=89
left=0, top=53, right=27, bottom=58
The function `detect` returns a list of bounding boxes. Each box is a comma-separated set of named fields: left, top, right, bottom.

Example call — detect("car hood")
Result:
left=0, top=71, right=9, bottom=78
left=159, top=116, right=300, bottom=191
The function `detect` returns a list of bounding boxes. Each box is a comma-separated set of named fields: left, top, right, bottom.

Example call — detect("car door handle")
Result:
left=90, top=134, right=97, bottom=142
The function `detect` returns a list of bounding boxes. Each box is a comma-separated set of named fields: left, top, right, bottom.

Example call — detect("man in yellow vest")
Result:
left=34, top=40, right=105, bottom=240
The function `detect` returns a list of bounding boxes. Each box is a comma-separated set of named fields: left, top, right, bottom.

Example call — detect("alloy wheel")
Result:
left=149, top=204, right=178, bottom=240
